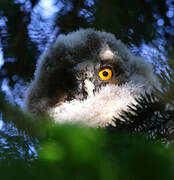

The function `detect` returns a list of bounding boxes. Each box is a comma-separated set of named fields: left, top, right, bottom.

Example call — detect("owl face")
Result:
left=25, top=29, right=159, bottom=127
left=70, top=54, right=127, bottom=101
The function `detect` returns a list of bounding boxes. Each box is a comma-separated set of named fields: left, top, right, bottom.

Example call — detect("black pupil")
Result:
left=103, top=71, right=108, bottom=77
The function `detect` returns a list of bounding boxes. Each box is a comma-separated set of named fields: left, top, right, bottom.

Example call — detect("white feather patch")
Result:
left=47, top=82, right=145, bottom=127
left=84, top=79, right=95, bottom=97
left=100, top=48, right=115, bottom=60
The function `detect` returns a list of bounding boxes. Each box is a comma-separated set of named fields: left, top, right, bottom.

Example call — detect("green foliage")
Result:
left=1, top=90, right=174, bottom=179
left=106, top=132, right=174, bottom=180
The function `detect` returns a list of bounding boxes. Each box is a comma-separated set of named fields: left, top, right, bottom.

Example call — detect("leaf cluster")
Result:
left=1, top=90, right=174, bottom=180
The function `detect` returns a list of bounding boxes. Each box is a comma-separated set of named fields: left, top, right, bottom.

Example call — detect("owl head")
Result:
left=24, top=29, right=160, bottom=127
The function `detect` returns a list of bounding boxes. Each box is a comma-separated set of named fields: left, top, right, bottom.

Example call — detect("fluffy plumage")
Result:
left=24, top=29, right=160, bottom=127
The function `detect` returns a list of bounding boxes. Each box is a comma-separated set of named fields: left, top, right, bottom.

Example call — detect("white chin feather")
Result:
left=47, top=82, right=147, bottom=127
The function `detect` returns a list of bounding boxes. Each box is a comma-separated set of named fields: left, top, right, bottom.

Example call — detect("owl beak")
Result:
left=84, top=79, right=95, bottom=97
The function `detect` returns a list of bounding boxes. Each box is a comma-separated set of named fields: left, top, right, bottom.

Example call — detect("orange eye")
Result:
left=98, top=67, right=112, bottom=80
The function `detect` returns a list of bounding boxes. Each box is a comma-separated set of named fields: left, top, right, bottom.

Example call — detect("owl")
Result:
left=24, top=29, right=160, bottom=127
